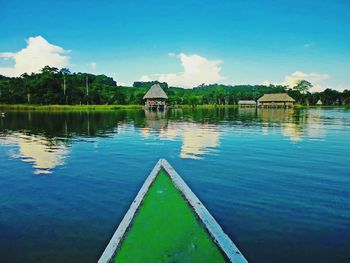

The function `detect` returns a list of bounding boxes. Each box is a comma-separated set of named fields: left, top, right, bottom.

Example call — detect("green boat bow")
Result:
left=99, top=159, right=247, bottom=263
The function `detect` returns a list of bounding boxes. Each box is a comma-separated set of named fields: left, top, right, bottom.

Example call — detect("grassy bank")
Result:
left=0, top=104, right=347, bottom=112
left=0, top=104, right=241, bottom=111
left=0, top=104, right=143, bottom=111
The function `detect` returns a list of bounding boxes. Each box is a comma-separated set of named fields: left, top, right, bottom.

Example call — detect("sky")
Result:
left=0, top=0, right=349, bottom=91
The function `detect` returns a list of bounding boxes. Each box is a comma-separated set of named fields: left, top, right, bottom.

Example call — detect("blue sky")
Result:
left=0, top=0, right=349, bottom=90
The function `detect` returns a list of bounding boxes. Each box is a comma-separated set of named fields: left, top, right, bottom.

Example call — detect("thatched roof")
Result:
left=316, top=99, right=323, bottom=105
left=258, top=93, right=295, bottom=102
left=238, top=100, right=256, bottom=105
left=143, top=84, right=168, bottom=99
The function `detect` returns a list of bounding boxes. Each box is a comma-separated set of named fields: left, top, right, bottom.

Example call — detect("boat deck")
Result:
left=99, top=159, right=247, bottom=263
left=115, top=169, right=227, bottom=262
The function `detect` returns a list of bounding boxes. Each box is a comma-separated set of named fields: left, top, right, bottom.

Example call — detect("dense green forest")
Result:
left=0, top=66, right=349, bottom=106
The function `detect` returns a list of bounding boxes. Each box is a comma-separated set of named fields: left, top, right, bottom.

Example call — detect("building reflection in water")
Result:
left=141, top=110, right=169, bottom=138
left=257, top=108, right=302, bottom=141
left=0, top=133, right=68, bottom=174
left=0, top=108, right=329, bottom=171
left=256, top=108, right=326, bottom=142
left=142, top=110, right=220, bottom=160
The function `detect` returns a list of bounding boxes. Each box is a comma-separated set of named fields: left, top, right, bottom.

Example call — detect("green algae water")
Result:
left=0, top=108, right=349, bottom=263
left=115, top=169, right=226, bottom=263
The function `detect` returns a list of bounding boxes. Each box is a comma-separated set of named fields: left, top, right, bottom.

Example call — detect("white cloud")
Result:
left=262, top=80, right=271, bottom=86
left=0, top=36, right=70, bottom=77
left=264, top=71, right=347, bottom=92
left=87, top=62, right=97, bottom=70
left=283, top=71, right=330, bottom=92
left=333, top=85, right=350, bottom=92
left=139, top=75, right=152, bottom=82
left=140, top=53, right=225, bottom=88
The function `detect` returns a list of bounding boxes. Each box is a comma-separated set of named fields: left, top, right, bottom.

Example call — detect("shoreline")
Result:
left=0, top=104, right=347, bottom=111
left=0, top=104, right=143, bottom=111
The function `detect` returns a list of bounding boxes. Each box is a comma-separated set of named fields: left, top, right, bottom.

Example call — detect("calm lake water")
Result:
left=0, top=108, right=349, bottom=263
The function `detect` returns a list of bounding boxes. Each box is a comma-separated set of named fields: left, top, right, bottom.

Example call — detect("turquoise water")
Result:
left=0, top=108, right=349, bottom=263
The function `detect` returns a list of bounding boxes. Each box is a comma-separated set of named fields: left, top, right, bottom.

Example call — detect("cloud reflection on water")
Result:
left=255, top=108, right=326, bottom=142
left=0, top=108, right=338, bottom=173
left=0, top=133, right=68, bottom=174
left=142, top=110, right=220, bottom=160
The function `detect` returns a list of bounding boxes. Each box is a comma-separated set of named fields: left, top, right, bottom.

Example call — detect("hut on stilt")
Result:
left=143, top=84, right=168, bottom=110
left=258, top=93, right=295, bottom=108
left=238, top=100, right=257, bottom=108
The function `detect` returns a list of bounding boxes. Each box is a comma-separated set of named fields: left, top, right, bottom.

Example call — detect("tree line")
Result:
left=0, top=66, right=349, bottom=106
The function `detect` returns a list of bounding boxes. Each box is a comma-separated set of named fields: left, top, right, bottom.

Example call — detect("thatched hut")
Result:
left=258, top=93, right=295, bottom=108
left=143, top=84, right=168, bottom=110
left=316, top=99, right=323, bottom=106
left=238, top=100, right=257, bottom=108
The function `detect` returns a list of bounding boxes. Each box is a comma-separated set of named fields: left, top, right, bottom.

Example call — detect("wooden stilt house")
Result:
left=258, top=93, right=295, bottom=108
left=143, top=84, right=168, bottom=110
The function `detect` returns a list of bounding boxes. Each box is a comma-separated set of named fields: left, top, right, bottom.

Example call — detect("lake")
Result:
left=0, top=108, right=349, bottom=263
